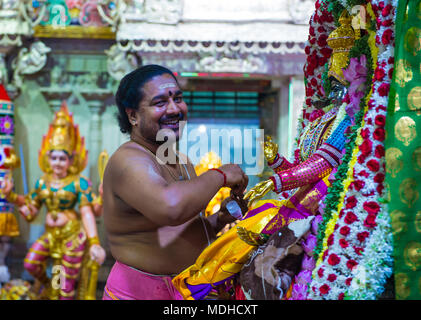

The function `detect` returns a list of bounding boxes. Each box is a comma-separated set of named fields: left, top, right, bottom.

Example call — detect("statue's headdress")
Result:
left=38, top=101, right=88, bottom=175
left=327, top=10, right=356, bottom=85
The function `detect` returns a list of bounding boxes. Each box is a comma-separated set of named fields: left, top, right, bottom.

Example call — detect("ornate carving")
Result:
left=97, top=0, right=127, bottom=31
left=105, top=43, right=141, bottom=81
left=143, top=0, right=183, bottom=24
left=196, top=54, right=265, bottom=73
left=11, top=41, right=51, bottom=88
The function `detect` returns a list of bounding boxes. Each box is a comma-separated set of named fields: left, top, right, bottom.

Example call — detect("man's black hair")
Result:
left=115, top=64, right=179, bottom=134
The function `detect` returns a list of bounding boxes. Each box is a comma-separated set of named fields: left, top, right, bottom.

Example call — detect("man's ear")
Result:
left=125, top=108, right=138, bottom=126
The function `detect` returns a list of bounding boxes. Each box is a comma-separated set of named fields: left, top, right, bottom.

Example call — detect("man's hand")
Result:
left=218, top=164, right=248, bottom=196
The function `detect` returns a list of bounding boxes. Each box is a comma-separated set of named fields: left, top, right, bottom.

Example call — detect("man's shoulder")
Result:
left=109, top=142, right=160, bottom=173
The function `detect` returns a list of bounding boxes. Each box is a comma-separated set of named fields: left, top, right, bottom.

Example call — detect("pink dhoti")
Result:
left=103, top=260, right=183, bottom=300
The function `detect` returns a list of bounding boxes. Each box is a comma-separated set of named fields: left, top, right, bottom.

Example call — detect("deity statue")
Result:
left=172, top=10, right=355, bottom=300
left=2, top=102, right=105, bottom=300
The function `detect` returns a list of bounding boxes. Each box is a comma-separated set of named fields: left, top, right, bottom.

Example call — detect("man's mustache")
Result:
left=159, top=113, right=184, bottom=123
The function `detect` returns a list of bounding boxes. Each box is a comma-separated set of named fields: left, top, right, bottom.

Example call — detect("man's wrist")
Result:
left=210, top=168, right=227, bottom=187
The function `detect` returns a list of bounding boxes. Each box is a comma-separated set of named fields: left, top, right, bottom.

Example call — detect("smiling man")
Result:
left=102, top=65, right=248, bottom=300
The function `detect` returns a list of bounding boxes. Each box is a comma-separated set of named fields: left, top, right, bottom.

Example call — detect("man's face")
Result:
left=133, top=74, right=188, bottom=144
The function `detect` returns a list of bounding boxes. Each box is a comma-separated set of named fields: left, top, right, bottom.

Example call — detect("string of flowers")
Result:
left=308, top=0, right=396, bottom=299
left=342, top=0, right=396, bottom=299
left=300, top=0, right=336, bottom=132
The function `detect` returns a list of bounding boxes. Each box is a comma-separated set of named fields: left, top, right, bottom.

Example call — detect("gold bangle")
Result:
left=5, top=191, right=18, bottom=203
left=87, top=236, right=100, bottom=246
left=92, top=195, right=103, bottom=206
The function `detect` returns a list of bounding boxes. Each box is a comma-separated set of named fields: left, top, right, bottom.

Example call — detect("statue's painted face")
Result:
left=329, top=78, right=348, bottom=108
left=48, top=150, right=71, bottom=179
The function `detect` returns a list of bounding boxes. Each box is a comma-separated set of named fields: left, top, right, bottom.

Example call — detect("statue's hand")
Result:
left=243, top=179, right=275, bottom=205
left=264, top=135, right=278, bottom=162
left=89, top=244, right=106, bottom=265
left=2, top=174, right=14, bottom=196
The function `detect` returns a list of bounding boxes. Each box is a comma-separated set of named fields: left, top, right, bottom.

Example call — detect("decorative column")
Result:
left=39, top=88, right=72, bottom=114
left=79, top=90, right=111, bottom=188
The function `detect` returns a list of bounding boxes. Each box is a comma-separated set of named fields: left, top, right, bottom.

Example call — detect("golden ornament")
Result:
left=399, top=178, right=419, bottom=208
left=404, top=241, right=421, bottom=271
left=385, top=147, right=403, bottom=178
left=408, top=86, right=421, bottom=115
left=395, top=116, right=417, bottom=147
left=395, top=59, right=413, bottom=88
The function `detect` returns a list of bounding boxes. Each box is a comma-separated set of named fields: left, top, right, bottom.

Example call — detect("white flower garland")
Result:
left=308, top=0, right=396, bottom=300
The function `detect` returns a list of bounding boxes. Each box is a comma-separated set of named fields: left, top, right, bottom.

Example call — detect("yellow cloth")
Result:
left=172, top=199, right=284, bottom=300
left=0, top=212, right=19, bottom=237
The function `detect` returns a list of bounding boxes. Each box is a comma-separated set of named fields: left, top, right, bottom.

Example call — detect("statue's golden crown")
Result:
left=327, top=10, right=356, bottom=85
left=38, top=101, right=88, bottom=175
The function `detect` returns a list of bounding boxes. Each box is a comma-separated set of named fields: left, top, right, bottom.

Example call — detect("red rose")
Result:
left=338, top=293, right=345, bottom=300
left=388, top=67, right=394, bottom=79
left=346, top=259, right=358, bottom=270
left=357, top=231, right=370, bottom=242
left=367, top=159, right=380, bottom=172
left=377, top=184, right=384, bottom=195
left=357, top=170, right=370, bottom=178
left=344, top=211, right=358, bottom=224
left=339, top=238, right=349, bottom=248
left=346, top=196, right=357, bottom=209
left=340, top=226, right=350, bottom=236
left=318, top=268, right=324, bottom=278
left=375, top=145, right=385, bottom=158
left=382, top=19, right=393, bottom=27
left=317, top=34, right=328, bottom=47
left=305, top=46, right=311, bottom=55
left=322, top=249, right=329, bottom=260
left=363, top=201, right=381, bottom=215
left=345, top=278, right=352, bottom=286
left=306, top=86, right=315, bottom=96
left=374, top=173, right=385, bottom=183
left=378, top=83, right=390, bottom=97
left=352, top=179, right=365, bottom=191
left=360, top=128, right=370, bottom=139
left=318, top=26, right=326, bottom=33
left=327, top=234, right=334, bottom=246
left=309, top=26, right=315, bottom=36
left=354, top=247, right=364, bottom=255
left=328, top=253, right=341, bottom=266
left=327, top=274, right=337, bottom=282
left=359, top=139, right=372, bottom=156
left=373, top=128, right=385, bottom=141
left=374, top=68, right=385, bottom=81
left=364, top=213, right=378, bottom=228
left=382, top=4, right=392, bottom=17
left=375, top=114, right=386, bottom=126
left=319, top=284, right=330, bottom=295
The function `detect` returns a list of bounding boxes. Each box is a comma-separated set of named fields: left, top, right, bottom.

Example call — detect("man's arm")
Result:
left=110, top=147, right=247, bottom=227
